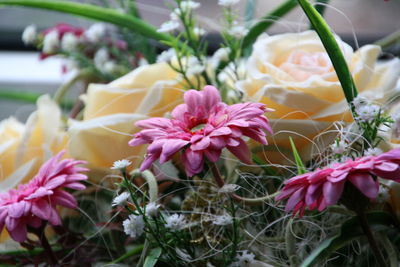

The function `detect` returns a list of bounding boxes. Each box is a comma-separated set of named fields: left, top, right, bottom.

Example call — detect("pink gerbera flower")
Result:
left=129, top=85, right=273, bottom=176
left=0, top=151, right=88, bottom=242
left=276, top=148, right=400, bottom=217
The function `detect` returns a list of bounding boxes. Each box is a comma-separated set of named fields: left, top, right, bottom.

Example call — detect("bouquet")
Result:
left=0, top=0, right=400, bottom=266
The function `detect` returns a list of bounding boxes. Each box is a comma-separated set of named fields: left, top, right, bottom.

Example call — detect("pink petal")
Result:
left=305, top=182, right=323, bottom=206
left=191, top=136, right=211, bottom=151
left=182, top=149, right=204, bottom=176
left=322, top=181, right=345, bottom=206
left=8, top=201, right=26, bottom=218
left=25, top=187, right=53, bottom=200
left=285, top=187, right=306, bottom=212
left=202, top=85, right=221, bottom=110
left=8, top=222, right=27, bottom=243
left=348, top=173, right=379, bottom=199
left=47, top=208, right=61, bottom=225
left=52, top=190, right=77, bottom=208
left=204, top=149, right=221, bottom=162
left=227, top=139, right=252, bottom=165
left=374, top=161, right=398, bottom=172
left=31, top=199, right=51, bottom=220
left=140, top=153, right=160, bottom=171
left=160, top=139, right=189, bottom=163
left=63, top=182, right=86, bottom=190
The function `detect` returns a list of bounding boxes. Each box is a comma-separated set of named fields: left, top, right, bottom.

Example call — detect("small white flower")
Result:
left=213, top=214, right=233, bottom=226
left=218, top=0, right=240, bottom=7
left=364, top=147, right=383, bottom=157
left=218, top=184, right=240, bottom=193
left=139, top=57, right=149, bottom=66
left=61, top=33, right=79, bottom=52
left=157, top=20, right=180, bottom=33
left=212, top=47, right=231, bottom=63
left=103, top=61, right=118, bottom=74
left=22, top=24, right=37, bottom=45
left=186, top=57, right=206, bottom=76
left=170, top=8, right=182, bottom=21
left=175, top=248, right=192, bottom=262
left=193, top=27, right=206, bottom=37
left=123, top=214, right=145, bottom=239
left=180, top=1, right=201, bottom=11
left=228, top=25, right=249, bottom=39
left=330, top=140, right=347, bottom=155
left=42, top=30, right=59, bottom=54
left=352, top=96, right=369, bottom=108
left=156, top=48, right=176, bottom=63
left=85, top=23, right=106, bottom=42
left=356, top=104, right=380, bottom=123
left=94, top=48, right=110, bottom=68
left=236, top=250, right=255, bottom=267
left=165, top=214, right=186, bottom=231
left=112, top=192, right=130, bottom=206
left=111, top=159, right=132, bottom=170
left=145, top=202, right=160, bottom=217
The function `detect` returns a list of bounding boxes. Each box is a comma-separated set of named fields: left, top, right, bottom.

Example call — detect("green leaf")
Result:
left=297, top=0, right=358, bottom=110
left=241, top=0, right=297, bottom=51
left=109, top=244, right=144, bottom=264
left=289, top=137, right=306, bottom=175
left=0, top=0, right=177, bottom=45
left=143, top=247, right=162, bottom=267
left=300, top=211, right=398, bottom=267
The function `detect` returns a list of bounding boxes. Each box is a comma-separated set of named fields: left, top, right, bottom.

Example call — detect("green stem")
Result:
left=285, top=218, right=299, bottom=266
left=297, top=0, right=358, bottom=111
left=30, top=224, right=58, bottom=266
left=241, top=0, right=298, bottom=51
left=357, top=211, right=387, bottom=267
left=375, top=29, right=400, bottom=49
left=109, top=244, right=144, bottom=264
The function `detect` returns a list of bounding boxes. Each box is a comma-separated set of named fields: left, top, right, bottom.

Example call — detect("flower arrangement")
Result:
left=0, top=0, right=400, bottom=266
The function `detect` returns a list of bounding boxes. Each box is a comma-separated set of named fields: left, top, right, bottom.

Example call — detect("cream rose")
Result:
left=68, top=62, right=185, bottom=172
left=238, top=31, right=400, bottom=163
left=0, top=95, right=67, bottom=243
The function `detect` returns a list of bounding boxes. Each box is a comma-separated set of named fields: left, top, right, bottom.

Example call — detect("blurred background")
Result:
left=0, top=0, right=399, bottom=120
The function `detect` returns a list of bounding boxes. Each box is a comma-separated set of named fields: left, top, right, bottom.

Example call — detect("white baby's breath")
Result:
left=61, top=33, right=79, bottom=52
left=111, top=159, right=132, bottom=170
left=85, top=23, right=106, bottom=42
left=218, top=183, right=239, bottom=193
left=156, top=48, right=176, bottom=63
left=165, top=214, right=186, bottom=231
left=186, top=57, right=206, bottom=76
left=213, top=214, right=233, bottom=226
left=145, top=202, right=160, bottom=217
left=42, top=30, right=59, bottom=54
left=157, top=20, right=180, bottom=33
left=112, top=192, right=130, bottom=206
left=123, top=215, right=145, bottom=239
left=364, top=147, right=383, bottom=157
left=218, top=0, right=240, bottom=7
left=330, top=140, right=347, bottom=155
left=193, top=27, right=206, bottom=37
left=236, top=250, right=255, bottom=267
left=180, top=1, right=201, bottom=11
left=228, top=25, right=248, bottom=39
left=22, top=24, right=37, bottom=45
left=170, top=8, right=182, bottom=21
left=356, top=104, right=380, bottom=123
left=94, top=48, right=110, bottom=69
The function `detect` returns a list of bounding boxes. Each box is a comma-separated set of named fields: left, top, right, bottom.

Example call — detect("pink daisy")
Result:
left=276, top=148, right=400, bottom=217
left=0, top=151, right=88, bottom=242
left=129, top=85, right=273, bottom=176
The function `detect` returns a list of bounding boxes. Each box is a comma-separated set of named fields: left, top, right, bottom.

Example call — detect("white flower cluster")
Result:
left=112, top=192, right=130, bottom=206
left=157, top=20, right=180, bottom=33
left=22, top=24, right=37, bottom=45
left=84, top=23, right=106, bottom=42
left=218, top=183, right=239, bottom=193
left=218, top=0, right=240, bottom=7
left=61, top=33, right=79, bottom=52
left=156, top=48, right=176, bottom=63
left=43, top=30, right=60, bottom=54
left=213, top=214, right=233, bottom=226
left=352, top=96, right=381, bottom=123
left=228, top=24, right=249, bottom=39
left=186, top=57, right=206, bottom=76
left=180, top=1, right=201, bottom=11
left=123, top=214, right=145, bottom=239
left=111, top=159, right=132, bottom=170
left=165, top=213, right=186, bottom=231
left=330, top=140, right=347, bottom=155
left=145, top=202, right=160, bottom=217
left=235, top=250, right=255, bottom=266
left=364, top=147, right=383, bottom=156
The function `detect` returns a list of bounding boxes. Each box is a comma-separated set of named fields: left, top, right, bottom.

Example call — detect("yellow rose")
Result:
left=238, top=31, right=400, bottom=163
left=68, top=63, right=185, bottom=171
left=0, top=95, right=67, bottom=244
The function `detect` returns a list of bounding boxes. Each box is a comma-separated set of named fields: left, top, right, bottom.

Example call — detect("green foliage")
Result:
left=301, top=211, right=399, bottom=267
left=289, top=137, right=306, bottom=175
left=297, top=0, right=358, bottom=108
left=0, top=0, right=178, bottom=45
left=143, top=247, right=162, bottom=267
